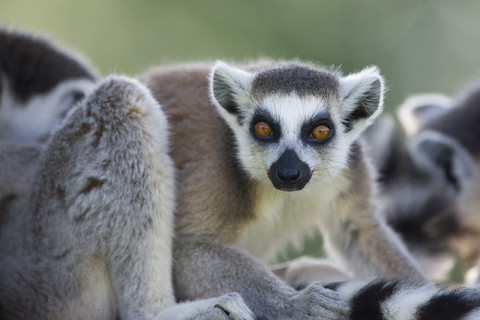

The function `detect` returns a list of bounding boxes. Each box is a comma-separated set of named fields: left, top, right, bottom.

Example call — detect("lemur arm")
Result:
left=279, top=209, right=427, bottom=289
left=320, top=195, right=428, bottom=284
left=173, top=239, right=350, bottom=320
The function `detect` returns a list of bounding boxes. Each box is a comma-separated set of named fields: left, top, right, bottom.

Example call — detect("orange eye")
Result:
left=312, top=125, right=330, bottom=140
left=254, top=121, right=272, bottom=137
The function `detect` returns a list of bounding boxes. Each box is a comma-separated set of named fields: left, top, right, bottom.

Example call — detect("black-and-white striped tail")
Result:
left=329, top=280, right=480, bottom=320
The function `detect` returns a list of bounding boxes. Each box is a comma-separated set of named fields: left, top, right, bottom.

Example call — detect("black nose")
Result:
left=277, top=168, right=300, bottom=183
left=268, top=149, right=311, bottom=191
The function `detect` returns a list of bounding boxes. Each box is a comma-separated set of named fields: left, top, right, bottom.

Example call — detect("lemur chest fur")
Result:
left=239, top=169, right=353, bottom=262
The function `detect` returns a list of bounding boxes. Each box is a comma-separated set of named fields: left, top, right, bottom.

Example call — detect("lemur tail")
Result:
left=328, top=279, right=480, bottom=320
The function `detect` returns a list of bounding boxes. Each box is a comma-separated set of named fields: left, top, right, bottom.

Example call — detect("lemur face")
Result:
left=210, top=61, right=384, bottom=192
left=245, top=93, right=339, bottom=191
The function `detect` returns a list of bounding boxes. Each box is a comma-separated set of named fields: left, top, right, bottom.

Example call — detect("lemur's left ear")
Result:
left=338, top=66, right=385, bottom=140
left=210, top=61, right=253, bottom=118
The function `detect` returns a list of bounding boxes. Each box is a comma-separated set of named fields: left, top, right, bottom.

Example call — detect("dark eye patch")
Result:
left=301, top=114, right=335, bottom=146
left=250, top=108, right=281, bottom=143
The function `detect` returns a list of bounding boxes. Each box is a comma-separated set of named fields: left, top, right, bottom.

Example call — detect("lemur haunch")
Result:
left=0, top=28, right=253, bottom=320
left=0, top=76, right=254, bottom=320
left=140, top=61, right=427, bottom=319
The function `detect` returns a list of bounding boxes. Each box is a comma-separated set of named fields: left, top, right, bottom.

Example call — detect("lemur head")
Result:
left=210, top=61, right=385, bottom=191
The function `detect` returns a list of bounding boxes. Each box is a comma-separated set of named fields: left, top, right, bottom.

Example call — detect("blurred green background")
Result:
left=1, top=0, right=476, bottom=280
left=2, top=0, right=480, bottom=112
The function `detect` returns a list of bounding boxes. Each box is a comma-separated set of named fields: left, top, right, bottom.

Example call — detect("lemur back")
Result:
left=142, top=63, right=254, bottom=243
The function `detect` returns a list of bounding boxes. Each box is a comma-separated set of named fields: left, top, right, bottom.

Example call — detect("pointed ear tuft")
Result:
left=397, top=94, right=452, bottom=136
left=339, top=66, right=385, bottom=134
left=209, top=61, right=253, bottom=115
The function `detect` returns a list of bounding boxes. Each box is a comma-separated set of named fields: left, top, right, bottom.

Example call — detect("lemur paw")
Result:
left=288, top=282, right=350, bottom=320
left=208, top=293, right=254, bottom=320
left=155, top=293, right=254, bottom=320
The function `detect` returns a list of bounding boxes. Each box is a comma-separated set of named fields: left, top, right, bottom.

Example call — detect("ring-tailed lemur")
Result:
left=0, top=76, right=254, bottom=320
left=140, top=60, right=432, bottom=319
left=366, top=83, right=480, bottom=285
left=0, top=27, right=97, bottom=142
left=2, top=35, right=480, bottom=318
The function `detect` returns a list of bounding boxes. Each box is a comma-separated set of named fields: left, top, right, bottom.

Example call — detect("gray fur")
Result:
left=0, top=142, right=42, bottom=200
left=364, top=116, right=461, bottom=281
left=251, top=63, right=339, bottom=98
left=424, top=81, right=480, bottom=156
left=369, top=84, right=480, bottom=284
left=0, top=76, right=253, bottom=320
left=380, top=83, right=480, bottom=284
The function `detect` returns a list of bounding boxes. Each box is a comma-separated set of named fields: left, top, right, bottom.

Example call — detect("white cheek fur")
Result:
left=232, top=94, right=352, bottom=186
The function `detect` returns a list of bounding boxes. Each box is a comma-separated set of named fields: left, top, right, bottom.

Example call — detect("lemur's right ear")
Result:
left=409, top=130, right=472, bottom=192
left=397, top=94, right=452, bottom=136
left=210, top=61, right=253, bottom=117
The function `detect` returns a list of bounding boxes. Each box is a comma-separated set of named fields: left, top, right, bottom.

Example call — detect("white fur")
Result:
left=462, top=308, right=480, bottom=320
left=411, top=250, right=455, bottom=282
left=57, top=259, right=116, bottom=320
left=397, top=93, right=452, bottom=136
left=209, top=61, right=253, bottom=124
left=0, top=77, right=95, bottom=142
left=229, top=93, right=352, bottom=188
left=338, top=66, right=385, bottom=143
left=465, top=267, right=480, bottom=286
left=239, top=169, right=351, bottom=262
left=381, top=285, right=439, bottom=320
left=335, top=280, right=374, bottom=301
